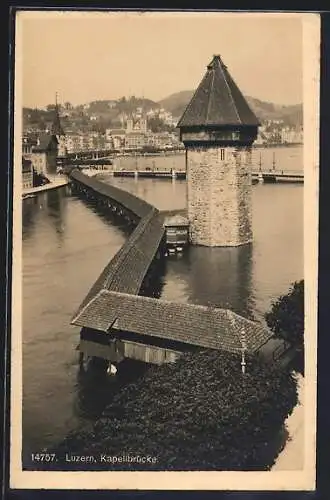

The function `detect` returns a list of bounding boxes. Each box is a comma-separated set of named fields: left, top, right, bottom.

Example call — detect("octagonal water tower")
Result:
left=177, top=55, right=260, bottom=247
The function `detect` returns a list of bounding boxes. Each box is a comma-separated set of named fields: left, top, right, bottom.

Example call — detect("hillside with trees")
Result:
left=23, top=92, right=303, bottom=135
left=159, top=91, right=303, bottom=127
left=265, top=280, right=304, bottom=373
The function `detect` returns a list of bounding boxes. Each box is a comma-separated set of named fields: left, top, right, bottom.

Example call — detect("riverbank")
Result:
left=272, top=373, right=304, bottom=470
left=22, top=175, right=69, bottom=199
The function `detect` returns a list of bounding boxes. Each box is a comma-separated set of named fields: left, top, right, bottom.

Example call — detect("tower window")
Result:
left=220, top=149, right=225, bottom=161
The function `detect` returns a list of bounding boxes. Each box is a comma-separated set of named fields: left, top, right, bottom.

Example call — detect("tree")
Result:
left=148, top=116, right=165, bottom=133
left=265, top=280, right=304, bottom=372
left=53, top=349, right=297, bottom=471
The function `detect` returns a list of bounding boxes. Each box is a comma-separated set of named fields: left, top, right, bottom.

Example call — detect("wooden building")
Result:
left=22, top=157, right=33, bottom=189
left=163, top=214, right=190, bottom=250
left=72, top=289, right=283, bottom=366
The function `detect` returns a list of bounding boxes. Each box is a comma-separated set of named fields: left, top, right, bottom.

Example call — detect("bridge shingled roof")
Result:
left=74, top=209, right=164, bottom=312
left=70, top=169, right=165, bottom=317
left=177, top=55, right=260, bottom=128
left=72, top=290, right=272, bottom=354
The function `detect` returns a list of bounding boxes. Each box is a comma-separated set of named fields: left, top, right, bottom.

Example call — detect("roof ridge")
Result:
left=206, top=66, right=216, bottom=125
left=71, top=289, right=104, bottom=325
left=225, top=309, right=246, bottom=351
left=72, top=289, right=271, bottom=354
left=102, top=289, right=253, bottom=321
left=220, top=64, right=241, bottom=124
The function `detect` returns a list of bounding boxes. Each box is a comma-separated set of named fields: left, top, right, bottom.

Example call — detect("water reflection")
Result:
left=22, top=187, right=70, bottom=243
left=46, top=189, right=68, bottom=241
left=74, top=359, right=150, bottom=420
left=162, top=244, right=254, bottom=319
left=188, top=244, right=254, bottom=317
left=22, top=197, right=40, bottom=240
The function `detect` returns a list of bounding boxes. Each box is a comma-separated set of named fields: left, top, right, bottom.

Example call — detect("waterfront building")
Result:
left=255, top=131, right=268, bottom=146
left=51, top=99, right=67, bottom=157
left=163, top=214, right=190, bottom=250
left=281, top=127, right=303, bottom=144
left=64, top=134, right=81, bottom=153
left=27, top=134, right=58, bottom=176
left=22, top=157, right=33, bottom=189
left=125, top=131, right=146, bottom=150
left=22, top=136, right=37, bottom=154
left=178, top=54, right=260, bottom=247
left=106, top=128, right=126, bottom=150
left=153, top=132, right=173, bottom=149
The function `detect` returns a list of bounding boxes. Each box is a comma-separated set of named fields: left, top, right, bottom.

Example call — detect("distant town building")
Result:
left=22, top=136, right=37, bottom=154
left=126, top=115, right=148, bottom=134
left=125, top=131, right=146, bottom=150
left=106, top=128, right=126, bottom=150
left=154, top=132, right=173, bottom=149
left=25, top=134, right=58, bottom=176
left=281, top=127, right=303, bottom=144
left=22, top=157, right=33, bottom=189
left=51, top=100, right=67, bottom=157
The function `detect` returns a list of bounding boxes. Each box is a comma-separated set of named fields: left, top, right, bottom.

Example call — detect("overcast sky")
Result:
left=18, top=11, right=304, bottom=109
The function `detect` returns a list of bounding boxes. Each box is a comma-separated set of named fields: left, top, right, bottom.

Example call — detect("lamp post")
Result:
left=227, top=311, right=247, bottom=375
left=241, top=327, right=247, bottom=375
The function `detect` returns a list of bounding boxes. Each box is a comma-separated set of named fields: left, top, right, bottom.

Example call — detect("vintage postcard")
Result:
left=10, top=9, right=319, bottom=491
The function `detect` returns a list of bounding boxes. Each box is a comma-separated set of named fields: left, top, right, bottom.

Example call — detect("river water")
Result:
left=22, top=146, right=303, bottom=458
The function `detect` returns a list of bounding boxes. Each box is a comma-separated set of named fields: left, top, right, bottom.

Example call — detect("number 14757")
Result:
left=31, top=453, right=57, bottom=462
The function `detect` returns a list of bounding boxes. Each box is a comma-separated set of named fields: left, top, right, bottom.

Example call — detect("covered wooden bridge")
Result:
left=70, top=170, right=290, bottom=368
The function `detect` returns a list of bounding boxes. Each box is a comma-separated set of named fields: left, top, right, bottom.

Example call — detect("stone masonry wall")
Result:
left=186, top=146, right=252, bottom=247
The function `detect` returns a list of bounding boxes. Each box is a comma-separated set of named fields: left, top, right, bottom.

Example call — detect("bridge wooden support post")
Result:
left=78, top=351, right=84, bottom=366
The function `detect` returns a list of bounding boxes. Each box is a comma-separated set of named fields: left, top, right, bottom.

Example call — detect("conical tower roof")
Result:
left=51, top=103, right=65, bottom=136
left=178, top=55, right=260, bottom=128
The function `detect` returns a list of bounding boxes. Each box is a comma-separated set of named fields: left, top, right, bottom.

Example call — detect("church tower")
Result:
left=51, top=94, right=66, bottom=157
left=140, top=115, right=147, bottom=133
left=178, top=55, right=260, bottom=247
left=126, top=116, right=133, bottom=133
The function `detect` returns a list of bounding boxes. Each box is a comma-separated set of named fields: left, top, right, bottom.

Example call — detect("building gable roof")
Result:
left=72, top=289, right=272, bottom=355
left=177, top=55, right=260, bottom=128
